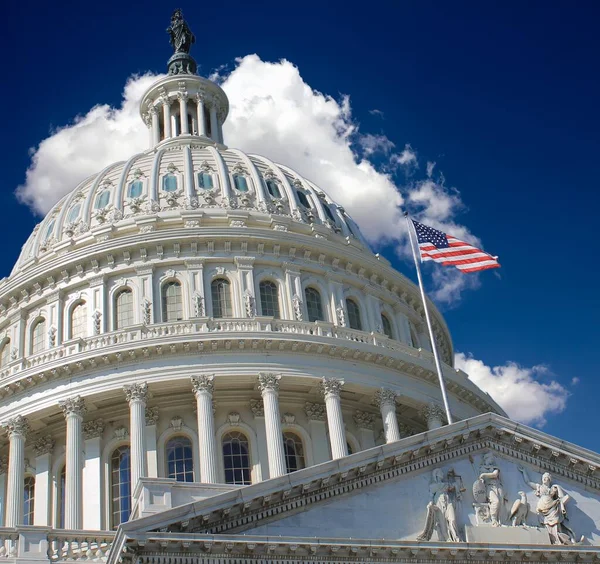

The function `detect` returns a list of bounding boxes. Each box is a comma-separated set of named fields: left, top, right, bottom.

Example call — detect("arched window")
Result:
left=296, top=190, right=311, bottom=209
left=43, top=220, right=55, bottom=242
left=222, top=431, right=251, bottom=485
left=381, top=314, right=393, bottom=339
left=233, top=175, right=249, bottom=192
left=0, top=338, right=11, bottom=367
left=58, top=465, right=66, bottom=529
left=31, top=319, right=46, bottom=354
left=70, top=302, right=88, bottom=340
left=95, top=190, right=110, bottom=209
left=115, top=289, right=134, bottom=329
left=162, top=174, right=178, bottom=192
left=166, top=436, right=194, bottom=482
left=23, top=476, right=35, bottom=525
left=305, top=287, right=324, bottom=322
left=347, top=442, right=354, bottom=455
left=128, top=180, right=143, bottom=198
left=346, top=299, right=362, bottom=331
left=265, top=179, right=281, bottom=198
left=197, top=172, right=214, bottom=190
left=161, top=281, right=183, bottom=322
left=323, top=204, right=337, bottom=224
left=283, top=432, right=305, bottom=473
left=211, top=279, right=233, bottom=318
left=409, top=323, right=419, bottom=348
left=66, top=204, right=81, bottom=224
left=110, top=445, right=131, bottom=529
left=259, top=281, right=280, bottom=318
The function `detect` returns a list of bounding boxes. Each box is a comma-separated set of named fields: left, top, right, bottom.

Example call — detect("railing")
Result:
left=47, top=531, right=114, bottom=562
left=0, top=530, right=18, bottom=558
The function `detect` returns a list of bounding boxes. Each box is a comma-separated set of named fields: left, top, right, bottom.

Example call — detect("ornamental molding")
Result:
left=123, top=382, right=150, bottom=404
left=58, top=395, right=87, bottom=418
left=320, top=377, right=344, bottom=398
left=304, top=402, right=326, bottom=421
left=33, top=435, right=55, bottom=456
left=421, top=402, right=446, bottom=425
left=170, top=416, right=184, bottom=431
left=83, top=418, right=105, bottom=440
left=226, top=412, right=241, bottom=425
left=1, top=415, right=30, bottom=439
left=249, top=399, right=264, bottom=417
left=145, top=407, right=159, bottom=426
left=258, top=372, right=281, bottom=394
left=191, top=374, right=214, bottom=396
left=353, top=409, right=376, bottom=429
left=373, top=387, right=397, bottom=408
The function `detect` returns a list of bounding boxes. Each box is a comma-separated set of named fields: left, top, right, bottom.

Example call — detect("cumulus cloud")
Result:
left=14, top=54, right=497, bottom=303
left=455, top=352, right=570, bottom=427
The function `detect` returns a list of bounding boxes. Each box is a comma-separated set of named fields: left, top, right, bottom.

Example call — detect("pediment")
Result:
left=115, top=413, right=600, bottom=560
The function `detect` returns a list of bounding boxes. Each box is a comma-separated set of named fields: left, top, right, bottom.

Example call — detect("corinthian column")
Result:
left=321, top=378, right=347, bottom=459
left=2, top=416, right=29, bottom=526
left=123, top=383, right=149, bottom=490
left=191, top=375, right=218, bottom=483
left=374, top=389, right=401, bottom=443
left=421, top=402, right=446, bottom=430
left=59, top=396, right=86, bottom=530
left=258, top=373, right=286, bottom=478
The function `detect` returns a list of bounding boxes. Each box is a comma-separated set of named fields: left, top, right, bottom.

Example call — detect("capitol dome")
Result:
left=0, top=9, right=504, bottom=547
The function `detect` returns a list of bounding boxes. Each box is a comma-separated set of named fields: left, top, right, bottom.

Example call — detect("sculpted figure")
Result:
left=167, top=9, right=195, bottom=54
left=473, top=452, right=507, bottom=526
left=416, top=468, right=462, bottom=542
left=518, top=466, right=582, bottom=545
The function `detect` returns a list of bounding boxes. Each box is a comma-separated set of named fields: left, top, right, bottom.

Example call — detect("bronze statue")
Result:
left=167, top=9, right=196, bottom=54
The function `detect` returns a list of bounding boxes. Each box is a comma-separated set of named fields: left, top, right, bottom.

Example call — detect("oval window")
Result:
left=323, top=204, right=336, bottom=223
left=67, top=204, right=81, bottom=223
left=128, top=180, right=143, bottom=198
left=265, top=179, right=281, bottom=198
left=234, top=175, right=249, bottom=192
left=296, top=190, right=311, bottom=209
left=95, top=190, right=110, bottom=209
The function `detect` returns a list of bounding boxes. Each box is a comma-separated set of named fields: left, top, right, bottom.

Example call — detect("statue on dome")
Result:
left=167, top=9, right=196, bottom=54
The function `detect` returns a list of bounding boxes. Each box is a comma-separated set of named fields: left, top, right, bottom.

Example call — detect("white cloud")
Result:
left=455, top=352, right=570, bottom=427
left=13, top=54, right=496, bottom=303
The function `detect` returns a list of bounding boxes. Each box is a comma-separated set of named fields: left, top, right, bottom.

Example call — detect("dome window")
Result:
left=381, top=313, right=394, bottom=339
left=265, top=179, right=281, bottom=198
left=197, top=172, right=214, bottom=190
left=282, top=432, right=305, bottom=472
left=0, top=338, right=10, bottom=368
left=222, top=431, right=251, bottom=485
left=259, top=281, right=280, bottom=318
left=115, top=289, right=134, bottom=329
left=128, top=180, right=143, bottom=198
left=23, top=476, right=35, bottom=526
left=95, top=190, right=110, bottom=209
left=66, top=204, right=81, bottom=224
left=346, top=298, right=362, bottom=331
left=162, top=174, right=178, bottom=192
left=31, top=318, right=46, bottom=354
left=233, top=175, right=249, bottom=192
left=110, top=445, right=131, bottom=529
left=305, top=287, right=324, bottom=322
left=70, top=302, right=88, bottom=339
left=323, top=204, right=337, bottom=224
left=166, top=436, right=194, bottom=482
left=296, top=190, right=311, bottom=209
left=162, top=281, right=183, bottom=322
left=211, top=278, right=233, bottom=318
left=42, top=221, right=55, bottom=242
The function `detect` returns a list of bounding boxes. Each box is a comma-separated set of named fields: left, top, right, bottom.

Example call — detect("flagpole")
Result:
left=404, top=212, right=453, bottom=425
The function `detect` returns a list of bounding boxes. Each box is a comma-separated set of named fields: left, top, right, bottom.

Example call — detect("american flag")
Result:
left=411, top=219, right=500, bottom=273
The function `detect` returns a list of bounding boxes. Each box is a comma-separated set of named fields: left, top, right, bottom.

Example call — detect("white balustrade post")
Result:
left=196, top=93, right=206, bottom=137
left=33, top=436, right=54, bottom=526
left=123, top=383, right=149, bottom=491
left=258, top=373, right=286, bottom=478
left=2, top=416, right=29, bottom=527
left=321, top=378, right=347, bottom=459
left=59, top=396, right=86, bottom=530
left=421, top=403, right=446, bottom=430
left=191, top=376, right=218, bottom=483
left=374, top=389, right=401, bottom=443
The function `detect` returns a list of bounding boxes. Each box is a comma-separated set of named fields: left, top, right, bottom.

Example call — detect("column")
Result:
left=209, top=103, right=219, bottom=143
left=82, top=419, right=104, bottom=530
left=0, top=456, right=7, bottom=526
left=162, top=97, right=172, bottom=138
left=150, top=106, right=160, bottom=145
left=59, top=396, right=86, bottom=530
left=145, top=408, right=159, bottom=478
left=191, top=376, right=218, bottom=483
left=196, top=93, right=206, bottom=137
left=421, top=403, right=446, bottom=430
left=123, top=383, right=149, bottom=491
left=374, top=389, right=401, bottom=443
left=304, top=402, right=330, bottom=464
left=249, top=400, right=269, bottom=480
left=353, top=411, right=376, bottom=450
left=178, top=92, right=189, bottom=134
left=321, top=378, right=347, bottom=459
left=2, top=416, right=29, bottom=527
left=258, top=373, right=286, bottom=478
left=33, top=436, right=54, bottom=526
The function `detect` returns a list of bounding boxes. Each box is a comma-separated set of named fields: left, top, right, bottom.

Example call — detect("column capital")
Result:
left=320, top=377, right=344, bottom=399
left=83, top=419, right=105, bottom=440
left=304, top=402, right=326, bottom=421
left=353, top=410, right=376, bottom=429
left=249, top=399, right=264, bottom=417
left=420, top=402, right=446, bottom=426
left=33, top=435, right=55, bottom=456
left=2, top=415, right=30, bottom=439
left=145, top=407, right=159, bottom=426
left=59, top=396, right=87, bottom=418
left=123, top=382, right=150, bottom=404
left=258, top=373, right=281, bottom=394
left=191, top=375, right=214, bottom=396
left=373, top=388, right=397, bottom=408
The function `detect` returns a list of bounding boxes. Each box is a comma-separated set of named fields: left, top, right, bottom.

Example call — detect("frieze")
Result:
left=304, top=402, right=326, bottom=421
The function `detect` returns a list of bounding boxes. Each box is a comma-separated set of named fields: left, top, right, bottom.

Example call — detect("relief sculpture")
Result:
left=471, top=452, right=507, bottom=526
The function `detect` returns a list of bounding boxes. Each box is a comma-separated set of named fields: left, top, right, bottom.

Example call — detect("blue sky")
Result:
left=3, top=1, right=599, bottom=449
